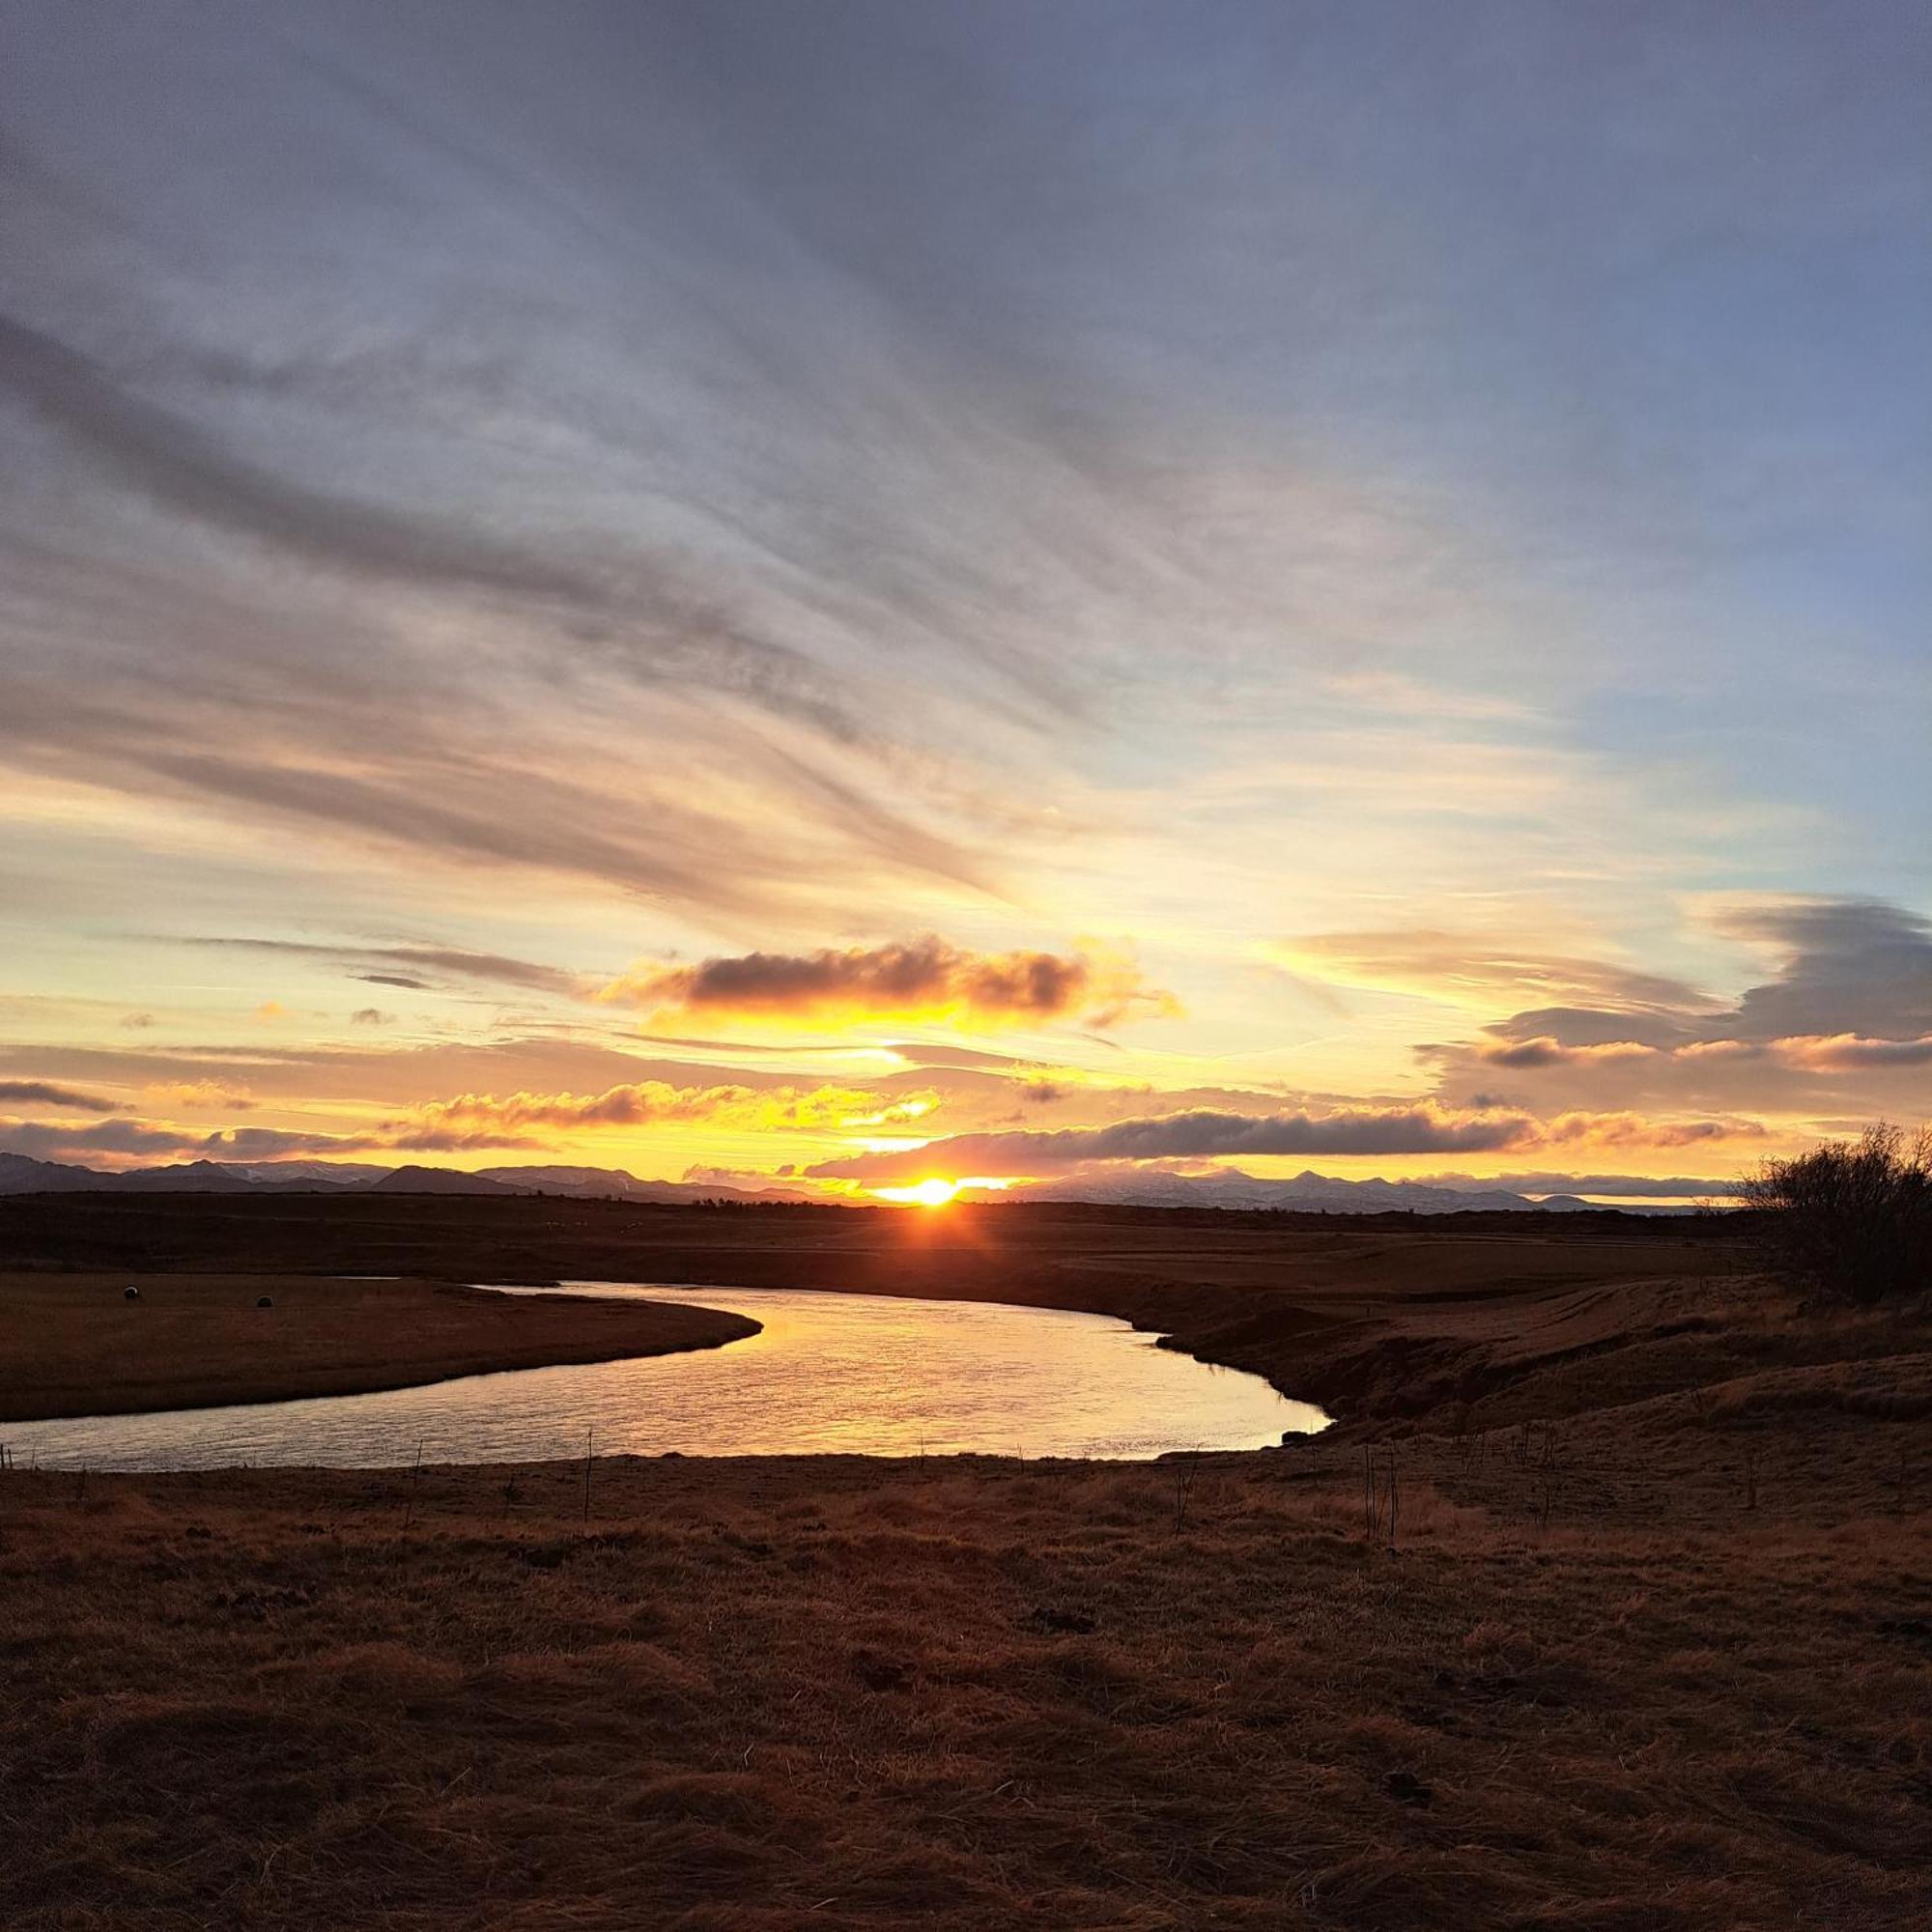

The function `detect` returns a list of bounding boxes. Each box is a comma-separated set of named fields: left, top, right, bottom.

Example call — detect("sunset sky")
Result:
left=3, top=1, right=1927, bottom=1206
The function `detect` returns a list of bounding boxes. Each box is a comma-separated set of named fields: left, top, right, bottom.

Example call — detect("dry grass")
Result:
left=0, top=1274, right=756, bottom=1423
left=3, top=1400, right=1929, bottom=1930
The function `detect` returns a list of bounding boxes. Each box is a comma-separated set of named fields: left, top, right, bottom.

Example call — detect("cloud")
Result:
left=0, top=1080, right=113, bottom=1111
left=0, top=1114, right=545, bottom=1164
left=1276, top=930, right=1713, bottom=1015
left=364, top=1126, right=547, bottom=1154
left=142, top=1079, right=256, bottom=1111
left=807, top=1104, right=1537, bottom=1180
left=0, top=313, right=608, bottom=607
left=1706, top=896, right=1932, bottom=1042
left=1476, top=1037, right=1659, bottom=1069
left=1769, top=1034, right=1932, bottom=1071
left=394, top=1081, right=935, bottom=1139
left=370, top=948, right=588, bottom=996
left=1426, top=897, right=1932, bottom=1120
left=350, top=1009, right=394, bottom=1026
left=1426, top=1171, right=1749, bottom=1200
left=0, top=145, right=1041, bottom=925
left=1479, top=1030, right=1932, bottom=1079
left=884, top=1043, right=1045, bottom=1071
left=603, top=937, right=1174, bottom=1031
left=182, top=937, right=591, bottom=999
left=1538, top=1112, right=1766, bottom=1149
left=806, top=1099, right=1781, bottom=1181
left=0, top=1116, right=213, bottom=1159
left=678, top=1164, right=796, bottom=1190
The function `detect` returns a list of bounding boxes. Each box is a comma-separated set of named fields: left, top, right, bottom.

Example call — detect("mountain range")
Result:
left=0, top=1152, right=812, bottom=1205
left=0, top=1152, right=1682, bottom=1212
left=977, top=1167, right=1605, bottom=1213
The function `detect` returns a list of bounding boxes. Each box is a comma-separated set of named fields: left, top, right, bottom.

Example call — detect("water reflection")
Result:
left=12, top=1281, right=1328, bottom=1470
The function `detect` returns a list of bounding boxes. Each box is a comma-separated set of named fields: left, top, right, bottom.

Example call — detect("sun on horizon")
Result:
left=875, top=1178, right=963, bottom=1208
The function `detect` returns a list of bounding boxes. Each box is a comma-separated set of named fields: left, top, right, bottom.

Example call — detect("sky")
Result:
left=2, top=0, right=1927, bottom=1206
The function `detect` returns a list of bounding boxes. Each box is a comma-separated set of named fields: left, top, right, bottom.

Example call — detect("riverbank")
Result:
left=0, top=1273, right=758, bottom=1423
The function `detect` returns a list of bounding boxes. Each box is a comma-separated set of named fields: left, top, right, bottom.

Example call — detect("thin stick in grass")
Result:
left=1172, top=1451, right=1201, bottom=1535
left=402, top=1438, right=425, bottom=1530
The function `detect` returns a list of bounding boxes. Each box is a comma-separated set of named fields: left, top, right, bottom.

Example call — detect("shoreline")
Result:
left=0, top=1273, right=759, bottom=1425
left=24, top=1270, right=1353, bottom=1454
left=3, top=1277, right=1322, bottom=1467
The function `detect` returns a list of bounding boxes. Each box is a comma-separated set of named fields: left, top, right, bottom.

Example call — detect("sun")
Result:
left=879, top=1177, right=960, bottom=1208
left=903, top=1177, right=959, bottom=1208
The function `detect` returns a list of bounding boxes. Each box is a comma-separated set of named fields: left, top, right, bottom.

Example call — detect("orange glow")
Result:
left=876, top=1177, right=960, bottom=1208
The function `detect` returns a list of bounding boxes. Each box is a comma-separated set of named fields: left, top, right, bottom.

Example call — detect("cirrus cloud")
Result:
left=0, top=1080, right=114, bottom=1111
left=1275, top=930, right=1714, bottom=1016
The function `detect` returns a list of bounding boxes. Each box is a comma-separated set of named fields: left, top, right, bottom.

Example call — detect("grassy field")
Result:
left=1, top=1200, right=1927, bottom=1926
left=0, top=1273, right=756, bottom=1423
left=3, top=1399, right=1927, bottom=1929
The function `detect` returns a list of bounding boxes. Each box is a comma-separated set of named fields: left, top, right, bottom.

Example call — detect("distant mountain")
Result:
left=477, top=1165, right=812, bottom=1205
left=983, top=1166, right=1609, bottom=1213
left=220, top=1160, right=395, bottom=1187
left=365, top=1164, right=519, bottom=1195
left=0, top=1153, right=1664, bottom=1213
left=0, top=1153, right=812, bottom=1203
left=100, top=1159, right=265, bottom=1193
left=0, top=1152, right=102, bottom=1193
left=0, top=1156, right=380, bottom=1196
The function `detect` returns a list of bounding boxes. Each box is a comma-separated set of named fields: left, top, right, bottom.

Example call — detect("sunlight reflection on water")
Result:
left=13, top=1282, right=1328, bottom=1469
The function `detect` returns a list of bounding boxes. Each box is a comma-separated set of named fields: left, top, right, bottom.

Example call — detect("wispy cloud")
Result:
left=0, top=312, right=611, bottom=607
left=1276, top=930, right=1714, bottom=1017
left=0, top=1080, right=113, bottom=1111
left=178, top=936, right=592, bottom=999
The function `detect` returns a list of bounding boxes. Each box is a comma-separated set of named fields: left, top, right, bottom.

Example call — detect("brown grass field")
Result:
left=1, top=1196, right=1928, bottom=1928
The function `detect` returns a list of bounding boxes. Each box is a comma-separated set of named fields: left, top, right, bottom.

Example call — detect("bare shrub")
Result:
left=1740, top=1122, right=1932, bottom=1306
